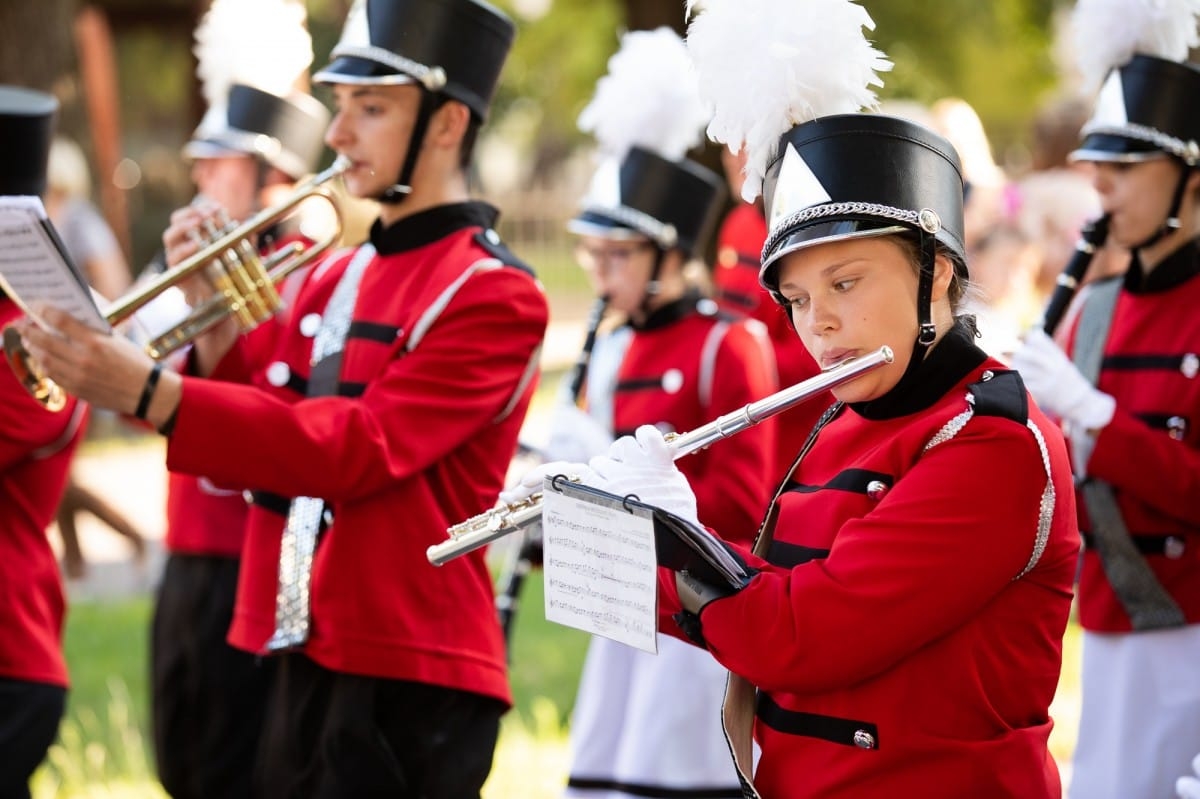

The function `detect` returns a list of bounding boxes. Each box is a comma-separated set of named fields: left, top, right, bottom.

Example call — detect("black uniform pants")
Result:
left=255, top=653, right=505, bottom=799
left=0, top=678, right=65, bottom=799
left=152, top=554, right=275, bottom=799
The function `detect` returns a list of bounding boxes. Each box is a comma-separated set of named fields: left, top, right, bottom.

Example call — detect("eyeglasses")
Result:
left=574, top=241, right=656, bottom=272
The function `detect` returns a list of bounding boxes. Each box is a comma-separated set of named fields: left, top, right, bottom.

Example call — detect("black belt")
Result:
left=756, top=693, right=879, bottom=750
left=1081, top=532, right=1187, bottom=559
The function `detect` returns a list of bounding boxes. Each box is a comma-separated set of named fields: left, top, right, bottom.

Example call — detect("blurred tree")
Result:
left=0, top=0, right=74, bottom=91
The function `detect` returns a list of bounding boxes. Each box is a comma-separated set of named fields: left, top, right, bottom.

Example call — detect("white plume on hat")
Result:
left=192, top=0, right=313, bottom=140
left=1071, top=0, right=1200, bottom=90
left=577, top=27, right=709, bottom=162
left=686, top=0, right=891, bottom=202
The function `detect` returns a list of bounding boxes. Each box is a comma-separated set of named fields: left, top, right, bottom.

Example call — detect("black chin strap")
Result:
left=636, top=246, right=667, bottom=320
left=379, top=91, right=441, bottom=205
left=900, top=229, right=939, bottom=384
left=1132, top=159, right=1192, bottom=251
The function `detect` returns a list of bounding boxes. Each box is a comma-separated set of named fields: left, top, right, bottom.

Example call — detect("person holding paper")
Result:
left=0, top=85, right=87, bottom=799
left=508, top=2, right=1079, bottom=796
left=538, top=28, right=775, bottom=799
left=16, top=0, right=549, bottom=795
left=140, top=3, right=333, bottom=796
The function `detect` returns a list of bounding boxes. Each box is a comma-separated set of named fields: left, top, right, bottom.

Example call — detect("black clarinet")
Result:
left=1041, top=214, right=1110, bottom=336
left=496, top=296, right=609, bottom=647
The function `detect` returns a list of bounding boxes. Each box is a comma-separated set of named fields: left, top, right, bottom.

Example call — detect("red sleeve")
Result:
left=1088, top=407, right=1200, bottom=526
left=166, top=268, right=547, bottom=501
left=687, top=417, right=1068, bottom=693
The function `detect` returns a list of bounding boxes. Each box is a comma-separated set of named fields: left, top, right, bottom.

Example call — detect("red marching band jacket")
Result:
left=1063, top=240, right=1200, bottom=632
left=713, top=203, right=828, bottom=481
left=0, top=298, right=86, bottom=687
left=610, top=295, right=777, bottom=542
left=165, top=203, right=548, bottom=704
left=165, top=229, right=313, bottom=558
left=660, top=327, right=1080, bottom=798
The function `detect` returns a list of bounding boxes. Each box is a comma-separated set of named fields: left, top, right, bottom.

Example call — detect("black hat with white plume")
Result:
left=687, top=0, right=966, bottom=364
left=186, top=0, right=330, bottom=180
left=1070, top=0, right=1200, bottom=165
left=568, top=27, right=725, bottom=259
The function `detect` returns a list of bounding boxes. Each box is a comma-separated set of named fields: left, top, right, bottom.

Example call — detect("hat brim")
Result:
left=1069, top=132, right=1169, bottom=163
left=761, top=220, right=910, bottom=289
left=181, top=139, right=254, bottom=162
left=567, top=212, right=649, bottom=242
left=313, top=56, right=418, bottom=87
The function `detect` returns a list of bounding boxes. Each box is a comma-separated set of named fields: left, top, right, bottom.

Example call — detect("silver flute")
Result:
left=427, top=345, right=894, bottom=566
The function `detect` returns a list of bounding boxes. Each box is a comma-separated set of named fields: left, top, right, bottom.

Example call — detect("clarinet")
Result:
left=495, top=296, right=609, bottom=647
left=1041, top=214, right=1110, bottom=336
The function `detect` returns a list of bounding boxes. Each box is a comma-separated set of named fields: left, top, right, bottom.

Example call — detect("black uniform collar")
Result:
left=849, top=320, right=986, bottom=421
left=369, top=201, right=499, bottom=255
left=1126, top=238, right=1200, bottom=294
left=630, top=290, right=703, bottom=331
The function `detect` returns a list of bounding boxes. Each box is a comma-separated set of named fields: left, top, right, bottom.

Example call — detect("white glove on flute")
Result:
left=587, top=425, right=700, bottom=527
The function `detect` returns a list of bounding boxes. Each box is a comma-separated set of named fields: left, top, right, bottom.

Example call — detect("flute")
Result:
left=1041, top=214, right=1110, bottom=336
left=428, top=345, right=894, bottom=566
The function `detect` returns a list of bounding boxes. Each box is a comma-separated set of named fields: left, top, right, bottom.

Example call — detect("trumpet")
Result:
left=428, top=345, right=895, bottom=566
left=3, top=156, right=350, bottom=411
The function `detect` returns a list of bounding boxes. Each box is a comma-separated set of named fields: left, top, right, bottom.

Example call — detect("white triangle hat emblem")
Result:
left=770, top=143, right=833, bottom=231
left=1089, top=70, right=1129, bottom=130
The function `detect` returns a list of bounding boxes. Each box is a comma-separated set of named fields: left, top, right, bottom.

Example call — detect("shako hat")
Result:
left=568, top=27, right=723, bottom=258
left=759, top=113, right=966, bottom=289
left=0, top=85, right=57, bottom=197
left=187, top=0, right=328, bottom=177
left=1070, top=0, right=1200, bottom=164
left=313, top=0, right=515, bottom=121
left=570, top=146, right=725, bottom=257
left=184, top=84, right=330, bottom=178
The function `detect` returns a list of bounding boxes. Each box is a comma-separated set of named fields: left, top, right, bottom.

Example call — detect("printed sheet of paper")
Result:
left=0, top=195, right=109, bottom=332
left=542, top=478, right=659, bottom=653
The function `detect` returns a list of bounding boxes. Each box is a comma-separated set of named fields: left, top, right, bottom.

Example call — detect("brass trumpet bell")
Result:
left=3, top=156, right=350, bottom=410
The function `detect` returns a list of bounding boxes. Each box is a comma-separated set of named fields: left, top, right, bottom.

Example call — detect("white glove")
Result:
left=1178, top=753, right=1200, bottom=799
left=544, top=404, right=614, bottom=464
left=586, top=425, right=699, bottom=525
left=1011, top=329, right=1116, bottom=431
left=498, top=460, right=590, bottom=506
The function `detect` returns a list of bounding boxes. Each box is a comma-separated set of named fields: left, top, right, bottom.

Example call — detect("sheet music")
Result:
left=0, top=195, right=109, bottom=332
left=542, top=478, right=660, bottom=653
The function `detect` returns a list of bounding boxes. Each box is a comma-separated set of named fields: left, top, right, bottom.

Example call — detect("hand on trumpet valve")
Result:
left=588, top=425, right=700, bottom=527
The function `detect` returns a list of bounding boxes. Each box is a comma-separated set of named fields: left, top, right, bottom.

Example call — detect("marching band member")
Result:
left=17, top=0, right=549, bottom=795
left=1012, top=1, right=1200, bottom=796
left=509, top=1, right=1079, bottom=795
left=145, top=2, right=332, bottom=796
left=0, top=85, right=87, bottom=799
left=537, top=28, right=775, bottom=799
left=712, top=143, right=826, bottom=481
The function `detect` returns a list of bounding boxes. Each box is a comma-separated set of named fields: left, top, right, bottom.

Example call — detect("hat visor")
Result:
left=761, top=220, right=909, bottom=289
left=181, top=139, right=253, bottom=162
left=567, top=212, right=649, bottom=242
left=1069, top=133, right=1169, bottom=164
left=314, top=56, right=418, bottom=87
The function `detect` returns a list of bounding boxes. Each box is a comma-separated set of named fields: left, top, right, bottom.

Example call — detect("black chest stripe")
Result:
left=766, top=540, right=830, bottom=567
left=757, top=693, right=879, bottom=749
left=615, top=377, right=669, bottom=393
left=784, top=468, right=894, bottom=495
left=347, top=320, right=401, bottom=344
left=1102, top=354, right=1194, bottom=372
